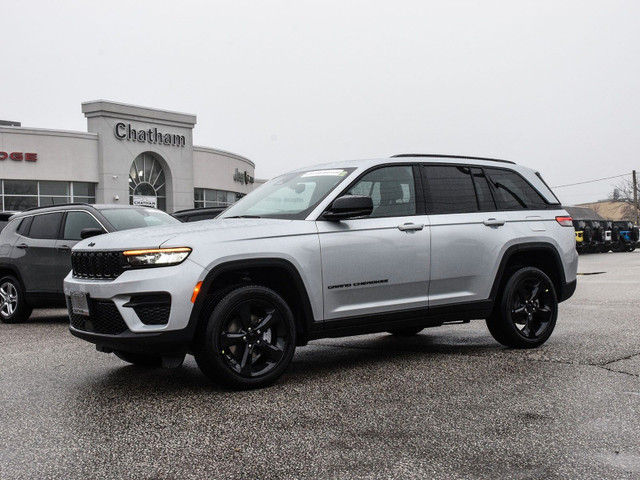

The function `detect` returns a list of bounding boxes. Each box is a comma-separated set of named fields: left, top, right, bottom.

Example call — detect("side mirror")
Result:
left=80, top=228, right=105, bottom=239
left=322, top=195, right=374, bottom=221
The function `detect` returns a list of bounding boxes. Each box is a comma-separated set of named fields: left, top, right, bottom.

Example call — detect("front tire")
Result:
left=195, top=285, right=296, bottom=390
left=486, top=267, right=558, bottom=348
left=0, top=276, right=32, bottom=324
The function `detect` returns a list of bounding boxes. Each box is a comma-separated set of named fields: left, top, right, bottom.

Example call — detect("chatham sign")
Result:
left=114, top=122, right=186, bottom=147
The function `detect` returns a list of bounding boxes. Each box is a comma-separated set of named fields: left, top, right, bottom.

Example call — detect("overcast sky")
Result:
left=3, top=1, right=639, bottom=205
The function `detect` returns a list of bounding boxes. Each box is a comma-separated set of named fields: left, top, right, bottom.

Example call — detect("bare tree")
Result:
left=608, top=174, right=639, bottom=222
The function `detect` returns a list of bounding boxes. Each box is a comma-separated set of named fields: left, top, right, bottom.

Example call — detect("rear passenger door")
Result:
left=422, top=165, right=515, bottom=306
left=317, top=165, right=431, bottom=321
left=15, top=212, right=64, bottom=294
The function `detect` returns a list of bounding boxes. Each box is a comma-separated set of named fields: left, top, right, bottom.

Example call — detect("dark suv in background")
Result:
left=0, top=204, right=180, bottom=323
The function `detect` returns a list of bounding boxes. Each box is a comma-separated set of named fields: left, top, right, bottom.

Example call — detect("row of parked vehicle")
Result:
left=572, top=219, right=639, bottom=253
left=563, top=206, right=639, bottom=254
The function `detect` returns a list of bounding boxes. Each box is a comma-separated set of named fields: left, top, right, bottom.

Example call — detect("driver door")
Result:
left=317, top=165, right=430, bottom=322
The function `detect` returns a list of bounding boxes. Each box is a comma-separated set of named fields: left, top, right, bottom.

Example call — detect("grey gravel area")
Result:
left=1, top=252, right=639, bottom=479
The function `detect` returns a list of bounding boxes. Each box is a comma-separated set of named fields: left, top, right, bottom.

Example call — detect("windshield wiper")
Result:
left=224, top=215, right=261, bottom=219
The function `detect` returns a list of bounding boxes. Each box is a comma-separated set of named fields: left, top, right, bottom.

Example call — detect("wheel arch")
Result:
left=490, top=243, right=569, bottom=304
left=189, top=258, right=315, bottom=346
left=0, top=264, right=27, bottom=291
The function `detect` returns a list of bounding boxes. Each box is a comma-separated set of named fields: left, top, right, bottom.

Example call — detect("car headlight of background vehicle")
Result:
left=123, top=247, right=192, bottom=267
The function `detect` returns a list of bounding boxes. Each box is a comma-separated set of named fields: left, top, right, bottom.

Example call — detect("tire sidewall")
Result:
left=198, top=285, right=296, bottom=389
left=496, top=267, right=558, bottom=348
left=0, top=275, right=31, bottom=324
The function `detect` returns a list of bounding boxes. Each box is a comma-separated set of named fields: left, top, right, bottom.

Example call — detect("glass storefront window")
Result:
left=4, top=180, right=37, bottom=195
left=72, top=182, right=96, bottom=197
left=0, top=180, right=96, bottom=211
left=39, top=197, right=72, bottom=206
left=40, top=181, right=69, bottom=196
left=129, top=152, right=166, bottom=211
left=193, top=188, right=242, bottom=208
left=4, top=196, right=38, bottom=210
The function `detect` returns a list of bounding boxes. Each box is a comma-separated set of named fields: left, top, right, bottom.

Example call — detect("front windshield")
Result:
left=220, top=168, right=355, bottom=220
left=101, top=208, right=181, bottom=231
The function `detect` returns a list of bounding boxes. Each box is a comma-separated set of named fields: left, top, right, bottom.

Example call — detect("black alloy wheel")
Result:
left=195, top=285, right=296, bottom=389
left=0, top=275, right=32, bottom=324
left=486, top=267, right=558, bottom=348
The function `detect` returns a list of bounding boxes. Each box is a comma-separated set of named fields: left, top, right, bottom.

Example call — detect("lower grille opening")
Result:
left=124, top=293, right=171, bottom=326
left=67, top=298, right=129, bottom=335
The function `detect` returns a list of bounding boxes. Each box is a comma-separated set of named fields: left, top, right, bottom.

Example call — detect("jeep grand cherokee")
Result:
left=64, top=155, right=578, bottom=389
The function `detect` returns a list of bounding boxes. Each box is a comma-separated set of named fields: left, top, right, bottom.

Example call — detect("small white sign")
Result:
left=133, top=195, right=158, bottom=208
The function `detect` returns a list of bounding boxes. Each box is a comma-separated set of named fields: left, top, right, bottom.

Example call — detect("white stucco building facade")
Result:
left=0, top=100, right=257, bottom=212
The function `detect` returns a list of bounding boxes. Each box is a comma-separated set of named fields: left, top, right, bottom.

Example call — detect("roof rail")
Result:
left=23, top=202, right=91, bottom=212
left=391, top=154, right=516, bottom=165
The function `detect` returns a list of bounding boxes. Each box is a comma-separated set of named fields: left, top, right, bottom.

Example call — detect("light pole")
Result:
left=634, top=170, right=639, bottom=226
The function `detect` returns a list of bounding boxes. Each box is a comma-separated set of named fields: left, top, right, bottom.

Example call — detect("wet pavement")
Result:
left=1, top=252, right=639, bottom=479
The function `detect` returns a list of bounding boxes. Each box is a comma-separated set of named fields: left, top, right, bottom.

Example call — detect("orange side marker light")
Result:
left=191, top=281, right=203, bottom=303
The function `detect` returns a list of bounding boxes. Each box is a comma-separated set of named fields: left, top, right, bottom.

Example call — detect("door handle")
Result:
left=483, top=218, right=505, bottom=227
left=16, top=243, right=28, bottom=249
left=57, top=245, right=71, bottom=252
left=398, top=223, right=424, bottom=231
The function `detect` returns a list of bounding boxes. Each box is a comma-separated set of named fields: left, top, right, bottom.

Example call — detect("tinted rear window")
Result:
left=28, top=213, right=64, bottom=239
left=422, top=165, right=479, bottom=214
left=485, top=168, right=549, bottom=210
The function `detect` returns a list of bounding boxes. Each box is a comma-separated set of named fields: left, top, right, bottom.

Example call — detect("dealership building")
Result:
left=0, top=100, right=258, bottom=213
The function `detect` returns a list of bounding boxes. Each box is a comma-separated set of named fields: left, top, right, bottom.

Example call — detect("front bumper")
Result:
left=69, top=325, right=194, bottom=355
left=64, top=258, right=205, bottom=352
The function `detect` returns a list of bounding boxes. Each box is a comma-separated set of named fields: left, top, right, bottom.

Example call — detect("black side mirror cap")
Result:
left=80, top=228, right=105, bottom=239
left=322, top=195, right=374, bottom=221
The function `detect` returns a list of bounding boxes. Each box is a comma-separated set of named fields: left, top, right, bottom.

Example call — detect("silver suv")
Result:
left=64, top=155, right=578, bottom=389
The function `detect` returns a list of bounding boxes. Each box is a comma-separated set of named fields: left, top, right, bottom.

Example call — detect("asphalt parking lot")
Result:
left=1, top=252, right=639, bottom=480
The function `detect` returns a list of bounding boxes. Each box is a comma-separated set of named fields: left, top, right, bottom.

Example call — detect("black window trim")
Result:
left=470, top=167, right=498, bottom=212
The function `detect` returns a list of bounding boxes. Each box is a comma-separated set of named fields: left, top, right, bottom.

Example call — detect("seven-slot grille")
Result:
left=72, top=251, right=124, bottom=279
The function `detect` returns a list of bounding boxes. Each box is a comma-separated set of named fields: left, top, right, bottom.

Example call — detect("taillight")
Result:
left=556, top=216, right=573, bottom=227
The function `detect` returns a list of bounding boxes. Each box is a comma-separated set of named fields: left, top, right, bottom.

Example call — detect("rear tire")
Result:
left=0, top=276, right=32, bottom=324
left=195, top=285, right=296, bottom=390
left=486, top=267, right=558, bottom=348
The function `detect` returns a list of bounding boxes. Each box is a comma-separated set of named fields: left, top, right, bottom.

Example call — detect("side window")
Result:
left=17, top=217, right=33, bottom=236
left=471, top=168, right=496, bottom=211
left=63, top=211, right=104, bottom=240
left=27, top=213, right=64, bottom=240
left=422, top=165, right=478, bottom=214
left=347, top=165, right=416, bottom=218
left=485, top=168, right=549, bottom=210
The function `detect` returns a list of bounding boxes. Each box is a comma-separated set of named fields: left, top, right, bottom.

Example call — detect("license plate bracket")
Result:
left=70, top=292, right=90, bottom=316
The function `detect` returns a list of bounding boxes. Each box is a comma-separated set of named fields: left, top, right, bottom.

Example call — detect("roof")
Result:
left=13, top=203, right=163, bottom=217
left=563, top=206, right=605, bottom=221
left=575, top=201, right=638, bottom=222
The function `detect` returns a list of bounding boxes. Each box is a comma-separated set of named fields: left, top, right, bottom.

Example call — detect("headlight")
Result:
left=123, top=247, right=191, bottom=267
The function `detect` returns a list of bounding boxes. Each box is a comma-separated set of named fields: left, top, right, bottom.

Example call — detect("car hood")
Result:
left=72, top=218, right=317, bottom=252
